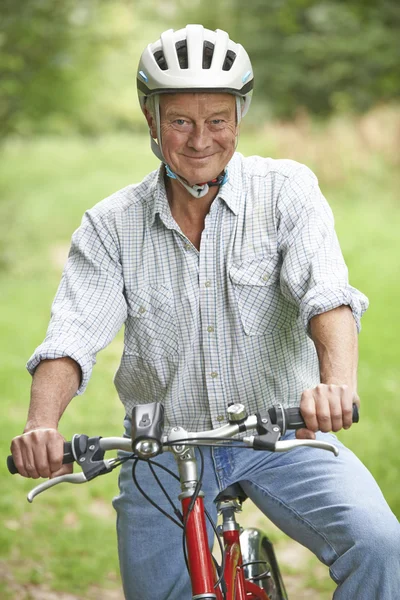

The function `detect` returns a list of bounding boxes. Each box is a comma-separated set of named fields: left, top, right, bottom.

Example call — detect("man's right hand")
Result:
left=10, top=428, right=73, bottom=479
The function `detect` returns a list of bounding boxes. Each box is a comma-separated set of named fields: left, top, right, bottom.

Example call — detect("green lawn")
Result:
left=0, top=132, right=399, bottom=598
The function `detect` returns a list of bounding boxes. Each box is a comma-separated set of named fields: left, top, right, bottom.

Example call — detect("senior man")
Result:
left=11, top=25, right=400, bottom=599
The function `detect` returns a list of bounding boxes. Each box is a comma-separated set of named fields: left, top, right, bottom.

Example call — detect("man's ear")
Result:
left=143, top=107, right=157, bottom=139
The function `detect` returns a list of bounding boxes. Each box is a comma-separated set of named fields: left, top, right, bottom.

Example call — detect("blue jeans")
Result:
left=112, top=424, right=400, bottom=599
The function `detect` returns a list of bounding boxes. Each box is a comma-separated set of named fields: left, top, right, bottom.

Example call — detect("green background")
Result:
left=0, top=1, right=399, bottom=598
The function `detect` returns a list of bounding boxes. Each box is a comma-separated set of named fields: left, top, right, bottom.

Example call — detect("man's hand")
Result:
left=10, top=358, right=80, bottom=479
left=296, top=383, right=360, bottom=440
left=10, top=428, right=73, bottom=479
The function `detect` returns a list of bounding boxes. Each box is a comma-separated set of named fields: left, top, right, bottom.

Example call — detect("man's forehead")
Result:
left=160, top=92, right=235, bottom=114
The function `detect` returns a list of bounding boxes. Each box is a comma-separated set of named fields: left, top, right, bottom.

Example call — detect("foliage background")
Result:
left=0, top=1, right=399, bottom=598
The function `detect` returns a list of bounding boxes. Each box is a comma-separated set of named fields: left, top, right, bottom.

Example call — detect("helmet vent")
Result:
left=153, top=50, right=168, bottom=71
left=203, top=41, right=214, bottom=69
left=175, top=40, right=189, bottom=69
left=222, top=50, right=237, bottom=71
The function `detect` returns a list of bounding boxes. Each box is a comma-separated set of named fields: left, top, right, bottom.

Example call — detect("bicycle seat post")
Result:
left=217, top=497, right=242, bottom=535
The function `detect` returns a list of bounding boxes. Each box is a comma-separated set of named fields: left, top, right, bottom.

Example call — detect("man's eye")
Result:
left=174, top=119, right=186, bottom=126
left=211, top=119, right=223, bottom=125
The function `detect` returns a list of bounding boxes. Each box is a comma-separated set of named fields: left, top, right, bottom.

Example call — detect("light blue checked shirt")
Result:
left=27, top=153, right=368, bottom=431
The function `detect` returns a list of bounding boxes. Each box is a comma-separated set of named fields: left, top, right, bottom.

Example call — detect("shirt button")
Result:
left=204, top=280, right=211, bottom=288
left=207, top=326, right=215, bottom=333
left=138, top=306, right=147, bottom=314
left=184, top=243, right=191, bottom=251
left=216, top=415, right=225, bottom=422
left=262, top=274, right=269, bottom=281
left=210, top=371, right=218, bottom=378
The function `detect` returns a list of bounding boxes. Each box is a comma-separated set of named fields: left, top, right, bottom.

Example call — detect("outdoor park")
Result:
left=0, top=1, right=399, bottom=598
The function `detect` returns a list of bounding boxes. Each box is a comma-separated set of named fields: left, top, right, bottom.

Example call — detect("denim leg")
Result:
left=234, top=431, right=400, bottom=599
left=112, top=445, right=221, bottom=600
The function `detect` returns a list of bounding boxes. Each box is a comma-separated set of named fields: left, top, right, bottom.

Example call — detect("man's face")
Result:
left=146, top=93, right=238, bottom=187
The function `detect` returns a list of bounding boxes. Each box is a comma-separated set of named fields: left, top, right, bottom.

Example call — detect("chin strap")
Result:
left=149, top=95, right=238, bottom=199
left=164, top=165, right=228, bottom=198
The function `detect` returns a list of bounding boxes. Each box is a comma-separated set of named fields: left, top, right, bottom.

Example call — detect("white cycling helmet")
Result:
left=137, top=24, right=254, bottom=198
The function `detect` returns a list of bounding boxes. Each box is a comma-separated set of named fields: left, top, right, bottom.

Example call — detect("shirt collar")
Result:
left=148, top=165, right=172, bottom=228
left=218, top=153, right=242, bottom=216
left=148, top=153, right=243, bottom=227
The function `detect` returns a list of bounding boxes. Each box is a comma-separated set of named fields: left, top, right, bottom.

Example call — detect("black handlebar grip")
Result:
left=7, top=441, right=75, bottom=475
left=7, top=455, right=19, bottom=475
left=283, top=403, right=360, bottom=431
left=268, top=403, right=360, bottom=433
left=284, top=407, right=306, bottom=430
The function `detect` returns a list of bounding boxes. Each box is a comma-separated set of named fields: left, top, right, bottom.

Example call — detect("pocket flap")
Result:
left=229, top=255, right=280, bottom=287
left=126, top=285, right=172, bottom=317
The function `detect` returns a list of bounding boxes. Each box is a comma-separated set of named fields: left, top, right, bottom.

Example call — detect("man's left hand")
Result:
left=296, top=383, right=360, bottom=440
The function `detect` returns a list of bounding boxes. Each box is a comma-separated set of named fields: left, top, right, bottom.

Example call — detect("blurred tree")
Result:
left=157, top=0, right=400, bottom=118
left=0, top=0, right=118, bottom=138
left=0, top=0, right=107, bottom=270
left=1, top=0, right=399, bottom=134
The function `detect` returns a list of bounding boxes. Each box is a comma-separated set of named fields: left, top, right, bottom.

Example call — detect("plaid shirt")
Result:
left=27, top=153, right=368, bottom=431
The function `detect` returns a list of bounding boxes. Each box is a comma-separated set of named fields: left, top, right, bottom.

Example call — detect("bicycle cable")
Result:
left=148, top=460, right=184, bottom=524
left=131, top=458, right=184, bottom=530
left=239, top=559, right=270, bottom=582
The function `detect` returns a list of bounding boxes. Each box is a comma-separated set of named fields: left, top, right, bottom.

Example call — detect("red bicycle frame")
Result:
left=182, top=495, right=270, bottom=600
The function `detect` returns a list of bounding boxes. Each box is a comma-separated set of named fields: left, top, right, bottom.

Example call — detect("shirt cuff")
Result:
left=26, top=337, right=95, bottom=395
left=300, top=285, right=369, bottom=335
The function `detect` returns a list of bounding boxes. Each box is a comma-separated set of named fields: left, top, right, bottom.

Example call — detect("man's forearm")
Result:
left=25, top=357, right=81, bottom=431
left=309, top=305, right=358, bottom=391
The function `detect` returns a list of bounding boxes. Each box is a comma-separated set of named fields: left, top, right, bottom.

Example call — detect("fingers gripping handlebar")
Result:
left=266, top=403, right=359, bottom=434
left=7, top=434, right=108, bottom=478
left=7, top=442, right=75, bottom=475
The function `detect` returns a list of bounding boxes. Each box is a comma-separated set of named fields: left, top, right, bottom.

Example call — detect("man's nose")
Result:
left=187, top=124, right=211, bottom=152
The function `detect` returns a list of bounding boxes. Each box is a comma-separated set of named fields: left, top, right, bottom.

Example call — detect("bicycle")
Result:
left=7, top=401, right=358, bottom=599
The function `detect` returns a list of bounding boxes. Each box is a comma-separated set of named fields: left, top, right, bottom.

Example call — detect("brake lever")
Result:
left=243, top=436, right=339, bottom=456
left=274, top=439, right=339, bottom=456
left=26, top=457, right=119, bottom=503
left=27, top=472, right=87, bottom=503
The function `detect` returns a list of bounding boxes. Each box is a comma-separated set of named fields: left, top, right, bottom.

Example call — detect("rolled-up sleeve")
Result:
left=27, top=210, right=127, bottom=394
left=276, top=165, right=369, bottom=334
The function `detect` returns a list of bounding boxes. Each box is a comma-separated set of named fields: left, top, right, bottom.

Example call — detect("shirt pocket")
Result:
left=229, top=255, right=297, bottom=335
left=124, top=285, right=180, bottom=359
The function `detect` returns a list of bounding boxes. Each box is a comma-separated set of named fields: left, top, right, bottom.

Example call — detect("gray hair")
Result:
left=144, top=95, right=157, bottom=119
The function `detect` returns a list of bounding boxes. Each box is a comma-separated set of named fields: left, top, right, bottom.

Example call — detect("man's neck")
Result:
left=165, top=175, right=220, bottom=249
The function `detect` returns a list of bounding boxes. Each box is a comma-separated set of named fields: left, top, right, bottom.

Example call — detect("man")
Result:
left=11, top=25, right=400, bottom=599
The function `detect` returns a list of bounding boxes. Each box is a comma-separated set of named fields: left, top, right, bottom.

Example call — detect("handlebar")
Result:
left=7, top=403, right=359, bottom=501
left=6, top=403, right=359, bottom=475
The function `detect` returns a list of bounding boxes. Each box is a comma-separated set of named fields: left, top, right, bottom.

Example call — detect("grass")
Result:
left=0, top=110, right=399, bottom=598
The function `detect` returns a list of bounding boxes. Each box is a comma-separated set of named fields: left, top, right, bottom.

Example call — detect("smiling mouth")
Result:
left=184, top=154, right=214, bottom=160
